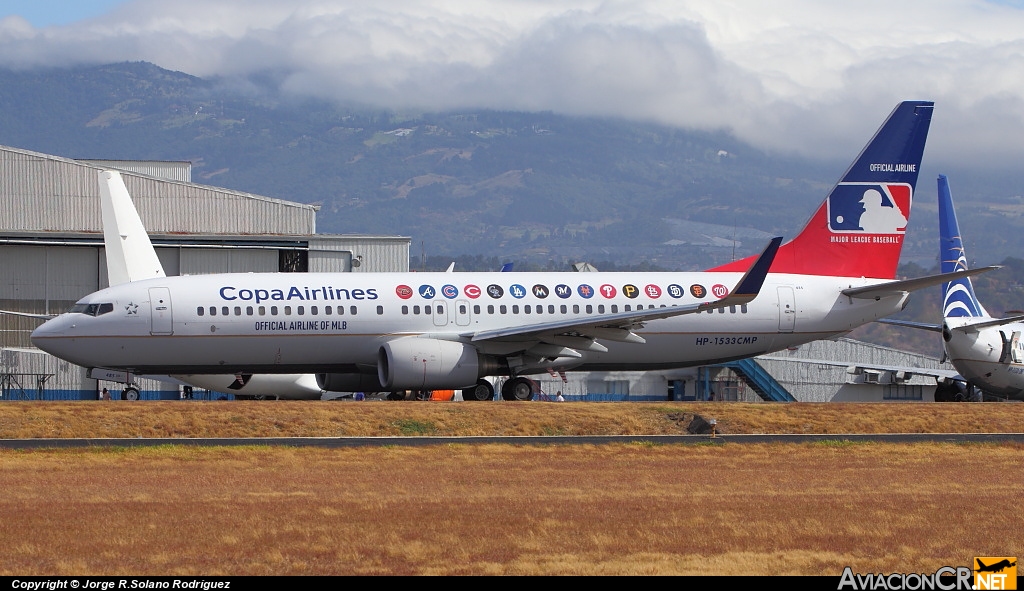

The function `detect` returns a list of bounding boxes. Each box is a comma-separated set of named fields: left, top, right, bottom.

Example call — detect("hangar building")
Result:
left=0, top=145, right=409, bottom=399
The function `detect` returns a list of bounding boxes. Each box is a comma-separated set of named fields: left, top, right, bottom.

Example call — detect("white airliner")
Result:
left=880, top=175, right=1024, bottom=401
left=98, top=170, right=326, bottom=401
left=31, top=101, right=983, bottom=401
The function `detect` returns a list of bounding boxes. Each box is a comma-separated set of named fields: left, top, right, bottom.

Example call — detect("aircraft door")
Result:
left=777, top=286, right=796, bottom=332
left=455, top=300, right=471, bottom=326
left=149, top=287, right=173, bottom=335
left=432, top=300, right=449, bottom=327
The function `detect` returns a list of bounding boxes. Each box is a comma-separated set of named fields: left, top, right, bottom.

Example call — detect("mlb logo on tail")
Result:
left=709, top=100, right=932, bottom=279
left=828, top=183, right=911, bottom=234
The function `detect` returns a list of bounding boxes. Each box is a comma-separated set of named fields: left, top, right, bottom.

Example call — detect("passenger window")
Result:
left=337, top=306, right=344, bottom=315
left=572, top=305, right=579, bottom=314
left=324, top=306, right=331, bottom=315
left=436, top=305, right=444, bottom=315
left=311, top=306, right=318, bottom=315
left=284, top=306, right=292, bottom=315
left=350, top=306, right=357, bottom=315
left=487, top=305, right=494, bottom=314
left=234, top=306, right=241, bottom=316
left=259, top=306, right=266, bottom=315
left=271, top=306, right=278, bottom=315
left=560, top=305, right=567, bottom=314
left=246, top=306, right=253, bottom=316
left=297, top=306, right=304, bottom=316
left=402, top=305, right=409, bottom=315
left=460, top=304, right=467, bottom=314
left=548, top=305, right=555, bottom=314
left=377, top=305, right=384, bottom=315
left=197, top=307, right=204, bottom=317
left=500, top=305, right=507, bottom=314
left=221, top=306, right=229, bottom=316
left=413, top=305, right=420, bottom=315
left=741, top=304, right=748, bottom=313
left=473, top=305, right=480, bottom=314
left=524, top=305, right=531, bottom=314
left=598, top=305, right=605, bottom=314
left=512, top=305, right=519, bottom=314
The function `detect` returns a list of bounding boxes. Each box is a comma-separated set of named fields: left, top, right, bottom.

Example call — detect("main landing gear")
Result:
left=500, top=377, right=536, bottom=401
left=462, top=379, right=495, bottom=401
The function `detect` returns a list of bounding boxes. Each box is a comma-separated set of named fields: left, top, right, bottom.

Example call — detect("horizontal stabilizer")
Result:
left=842, top=267, right=998, bottom=300
left=876, top=318, right=941, bottom=332
left=947, top=313, right=1024, bottom=333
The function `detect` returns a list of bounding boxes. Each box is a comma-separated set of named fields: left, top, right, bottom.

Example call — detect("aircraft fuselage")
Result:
left=32, top=270, right=908, bottom=377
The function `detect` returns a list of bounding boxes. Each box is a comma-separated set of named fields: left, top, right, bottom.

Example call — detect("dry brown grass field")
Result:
left=0, top=402, right=1022, bottom=576
left=0, top=400, right=1022, bottom=438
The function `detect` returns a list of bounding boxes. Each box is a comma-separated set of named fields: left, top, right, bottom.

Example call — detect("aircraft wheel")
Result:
left=933, top=382, right=959, bottom=402
left=122, top=387, right=140, bottom=401
left=463, top=380, right=494, bottom=401
left=501, top=377, right=534, bottom=401
left=386, top=391, right=404, bottom=401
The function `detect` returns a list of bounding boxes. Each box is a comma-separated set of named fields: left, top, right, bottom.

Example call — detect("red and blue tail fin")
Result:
left=938, top=174, right=988, bottom=318
left=711, top=101, right=933, bottom=278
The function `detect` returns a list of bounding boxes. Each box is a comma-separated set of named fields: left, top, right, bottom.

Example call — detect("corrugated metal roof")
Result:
left=0, top=145, right=317, bottom=235
left=77, top=160, right=192, bottom=182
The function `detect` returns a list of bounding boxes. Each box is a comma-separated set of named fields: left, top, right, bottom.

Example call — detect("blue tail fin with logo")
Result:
left=938, top=174, right=987, bottom=319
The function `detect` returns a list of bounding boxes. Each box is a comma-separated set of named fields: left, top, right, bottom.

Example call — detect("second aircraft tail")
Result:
left=938, top=174, right=988, bottom=319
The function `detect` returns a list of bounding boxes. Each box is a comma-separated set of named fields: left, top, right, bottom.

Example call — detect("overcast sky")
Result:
left=3, top=0, right=1024, bottom=171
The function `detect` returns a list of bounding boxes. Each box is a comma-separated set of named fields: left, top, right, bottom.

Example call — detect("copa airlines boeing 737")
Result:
left=880, top=175, right=1024, bottom=401
left=31, top=101, right=982, bottom=401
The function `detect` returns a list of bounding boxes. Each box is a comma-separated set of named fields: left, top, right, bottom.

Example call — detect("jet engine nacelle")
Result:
left=379, top=338, right=489, bottom=390
left=315, top=372, right=385, bottom=393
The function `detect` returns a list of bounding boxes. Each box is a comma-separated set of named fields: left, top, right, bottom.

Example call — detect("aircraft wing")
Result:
left=757, top=355, right=963, bottom=382
left=466, top=237, right=781, bottom=347
left=841, top=266, right=998, bottom=300
left=0, top=310, right=55, bottom=321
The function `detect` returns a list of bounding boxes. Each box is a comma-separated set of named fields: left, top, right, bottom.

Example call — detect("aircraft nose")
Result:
left=30, top=315, right=75, bottom=354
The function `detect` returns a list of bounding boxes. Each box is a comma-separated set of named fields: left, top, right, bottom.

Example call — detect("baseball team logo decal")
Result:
left=828, top=183, right=911, bottom=233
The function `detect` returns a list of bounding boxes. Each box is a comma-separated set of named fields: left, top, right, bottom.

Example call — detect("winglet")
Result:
left=731, top=236, right=782, bottom=299
left=698, top=236, right=781, bottom=312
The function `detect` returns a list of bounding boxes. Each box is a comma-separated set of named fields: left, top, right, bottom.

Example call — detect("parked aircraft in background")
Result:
left=98, top=170, right=324, bottom=400
left=880, top=175, right=1024, bottom=401
left=33, top=101, right=981, bottom=401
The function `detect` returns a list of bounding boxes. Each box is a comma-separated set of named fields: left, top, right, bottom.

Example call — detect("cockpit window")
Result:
left=69, top=302, right=115, bottom=316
